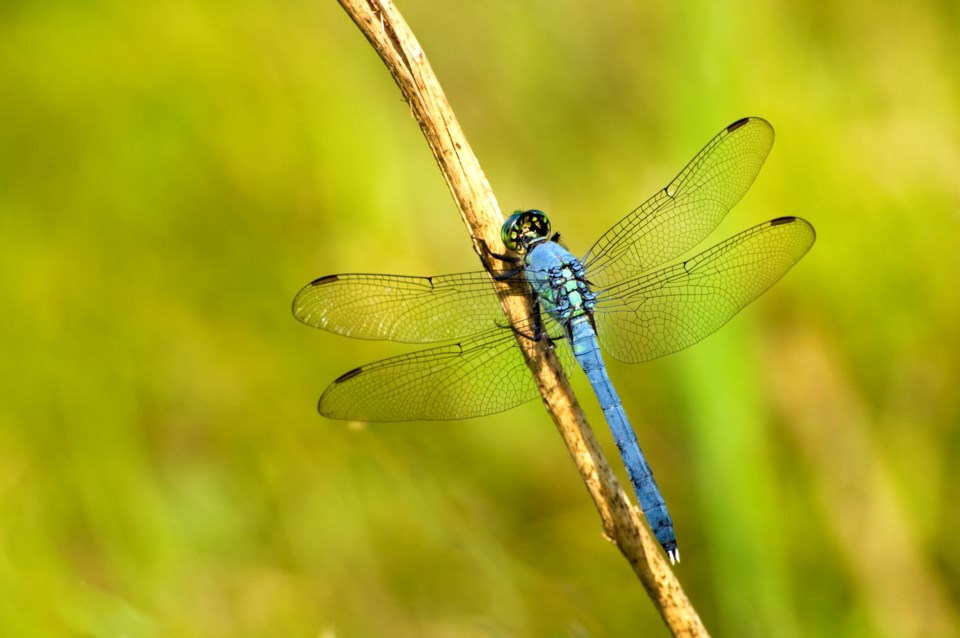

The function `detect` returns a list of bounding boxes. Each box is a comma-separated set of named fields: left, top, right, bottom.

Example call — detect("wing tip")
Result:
left=292, top=275, right=340, bottom=322
left=726, top=116, right=775, bottom=143
left=769, top=215, right=796, bottom=226
left=310, top=274, right=340, bottom=286
left=333, top=366, right=364, bottom=384
left=769, top=216, right=817, bottom=244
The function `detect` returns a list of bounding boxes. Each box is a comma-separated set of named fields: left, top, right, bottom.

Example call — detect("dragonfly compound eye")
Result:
left=501, top=209, right=552, bottom=252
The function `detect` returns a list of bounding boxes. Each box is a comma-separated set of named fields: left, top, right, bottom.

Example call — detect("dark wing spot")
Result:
left=727, top=117, right=750, bottom=132
left=334, top=367, right=364, bottom=383
left=311, top=274, right=340, bottom=286
left=770, top=216, right=796, bottom=226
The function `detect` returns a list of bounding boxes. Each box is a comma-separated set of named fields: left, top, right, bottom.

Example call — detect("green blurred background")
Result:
left=2, top=0, right=958, bottom=636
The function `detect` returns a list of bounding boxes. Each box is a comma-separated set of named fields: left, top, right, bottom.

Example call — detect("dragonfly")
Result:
left=293, top=117, right=816, bottom=564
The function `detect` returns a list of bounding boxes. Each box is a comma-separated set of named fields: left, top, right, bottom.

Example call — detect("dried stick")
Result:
left=333, top=1, right=708, bottom=635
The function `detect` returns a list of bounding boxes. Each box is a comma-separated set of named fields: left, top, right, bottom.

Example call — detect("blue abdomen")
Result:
left=524, top=240, right=678, bottom=559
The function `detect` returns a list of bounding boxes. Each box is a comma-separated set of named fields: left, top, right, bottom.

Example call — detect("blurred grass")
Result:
left=1, top=0, right=959, bottom=636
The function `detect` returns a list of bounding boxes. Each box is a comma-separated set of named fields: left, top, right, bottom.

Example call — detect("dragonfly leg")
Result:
left=478, top=238, right=521, bottom=265
left=504, top=299, right=548, bottom=343
left=492, top=268, right=523, bottom=281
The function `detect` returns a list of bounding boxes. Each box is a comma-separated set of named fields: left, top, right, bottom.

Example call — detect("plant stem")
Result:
left=333, top=1, right=709, bottom=634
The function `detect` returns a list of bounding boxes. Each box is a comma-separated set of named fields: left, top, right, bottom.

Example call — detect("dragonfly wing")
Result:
left=593, top=217, right=815, bottom=364
left=319, top=321, right=576, bottom=421
left=583, top=117, right=775, bottom=286
left=293, top=270, right=527, bottom=343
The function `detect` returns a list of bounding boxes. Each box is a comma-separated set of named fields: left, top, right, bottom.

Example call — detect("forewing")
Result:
left=593, top=217, right=815, bottom=363
left=319, top=322, right=576, bottom=421
left=293, top=271, right=525, bottom=343
left=583, top=118, right=775, bottom=286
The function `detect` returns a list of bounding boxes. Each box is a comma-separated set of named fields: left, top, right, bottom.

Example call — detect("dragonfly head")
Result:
left=501, top=209, right=552, bottom=253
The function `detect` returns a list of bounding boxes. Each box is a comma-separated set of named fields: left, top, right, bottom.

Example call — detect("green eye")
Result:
left=501, top=209, right=552, bottom=252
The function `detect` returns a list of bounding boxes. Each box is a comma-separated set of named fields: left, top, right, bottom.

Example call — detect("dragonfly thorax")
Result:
left=501, top=209, right=552, bottom=253
left=524, top=242, right=598, bottom=326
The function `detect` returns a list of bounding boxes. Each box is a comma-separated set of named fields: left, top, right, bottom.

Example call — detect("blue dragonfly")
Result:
left=293, top=117, right=815, bottom=564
